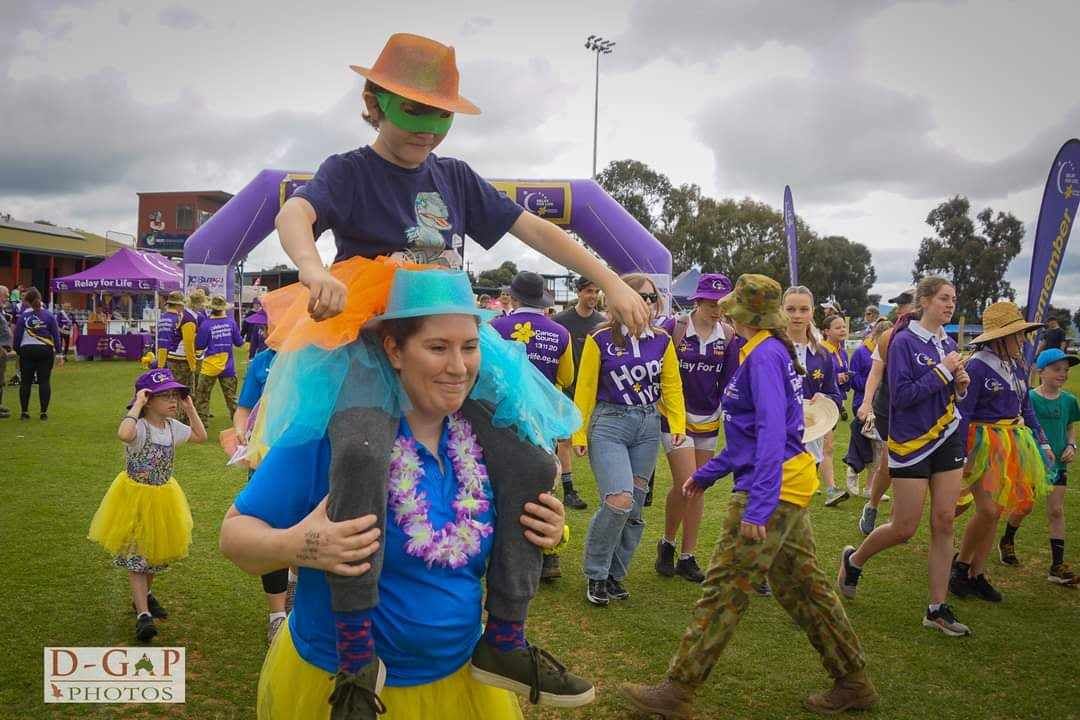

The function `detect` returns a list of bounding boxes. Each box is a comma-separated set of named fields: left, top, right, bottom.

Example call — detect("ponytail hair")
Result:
left=23, top=287, right=42, bottom=310
left=770, top=328, right=806, bottom=375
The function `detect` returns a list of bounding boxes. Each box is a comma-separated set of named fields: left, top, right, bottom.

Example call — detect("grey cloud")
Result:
left=692, top=76, right=1080, bottom=204
left=117, top=8, right=132, bottom=26
left=460, top=16, right=494, bottom=37
left=611, top=0, right=908, bottom=72
left=157, top=5, right=210, bottom=30
left=2, top=0, right=95, bottom=66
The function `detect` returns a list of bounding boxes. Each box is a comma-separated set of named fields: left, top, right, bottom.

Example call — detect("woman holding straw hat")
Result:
left=623, top=274, right=875, bottom=719
left=950, top=301, right=1054, bottom=603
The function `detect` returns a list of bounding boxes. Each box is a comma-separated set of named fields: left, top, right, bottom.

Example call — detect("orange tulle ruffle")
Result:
left=262, top=256, right=430, bottom=353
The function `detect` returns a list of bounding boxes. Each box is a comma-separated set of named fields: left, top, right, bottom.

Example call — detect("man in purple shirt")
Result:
left=193, top=296, right=244, bottom=422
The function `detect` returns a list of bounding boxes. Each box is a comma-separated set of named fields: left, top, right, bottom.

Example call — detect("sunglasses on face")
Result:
left=639, top=292, right=659, bottom=303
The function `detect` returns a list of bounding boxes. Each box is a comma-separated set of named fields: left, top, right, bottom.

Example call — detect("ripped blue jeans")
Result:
left=582, top=402, right=661, bottom=581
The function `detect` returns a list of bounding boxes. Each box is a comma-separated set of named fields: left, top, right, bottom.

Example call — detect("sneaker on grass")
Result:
left=135, top=613, right=158, bottom=643
left=674, top=555, right=704, bottom=583
left=563, top=488, right=587, bottom=510
left=837, top=545, right=861, bottom=600
left=998, top=538, right=1019, bottom=566
left=655, top=539, right=676, bottom=577
left=1048, top=563, right=1079, bottom=587
left=824, top=486, right=850, bottom=507
left=923, top=604, right=971, bottom=637
left=586, top=578, right=609, bottom=606
left=858, top=503, right=877, bottom=536
left=970, top=573, right=1003, bottom=603
left=606, top=576, right=630, bottom=601
left=470, top=640, right=595, bottom=707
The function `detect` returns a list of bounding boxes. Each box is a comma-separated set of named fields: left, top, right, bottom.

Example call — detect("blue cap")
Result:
left=365, top=268, right=497, bottom=329
left=1035, top=348, right=1080, bottom=370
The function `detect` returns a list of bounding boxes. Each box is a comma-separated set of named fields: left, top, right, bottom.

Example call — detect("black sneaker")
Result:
left=329, top=657, right=387, bottom=720
left=132, top=594, right=169, bottom=620
left=655, top=539, right=677, bottom=577
left=563, top=488, right=587, bottom=510
left=0, top=407, right=10, bottom=418
left=586, top=579, right=609, bottom=606
left=949, top=567, right=976, bottom=599
left=470, top=640, right=595, bottom=707
left=970, top=574, right=1003, bottom=603
left=135, top=613, right=158, bottom=643
left=40, top=412, right=47, bottom=421
left=606, top=576, right=630, bottom=601
left=674, top=555, right=705, bottom=583
left=998, top=538, right=1019, bottom=566
left=541, top=553, right=562, bottom=581
left=837, top=545, right=861, bottom=599
left=923, top=604, right=971, bottom=637
left=147, top=593, right=168, bottom=619
left=20, top=412, right=29, bottom=420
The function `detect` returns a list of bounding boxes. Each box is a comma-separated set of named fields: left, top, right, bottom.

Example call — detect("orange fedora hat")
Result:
left=350, top=33, right=480, bottom=115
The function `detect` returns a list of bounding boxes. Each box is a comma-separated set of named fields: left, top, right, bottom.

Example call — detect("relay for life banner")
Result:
left=784, top=185, right=798, bottom=286
left=1024, top=138, right=1080, bottom=364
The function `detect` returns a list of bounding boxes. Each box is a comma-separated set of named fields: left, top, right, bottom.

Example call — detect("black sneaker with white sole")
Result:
left=586, top=579, right=609, bottom=606
left=606, top=576, right=630, bottom=601
left=655, top=539, right=677, bottom=577
left=923, top=604, right=971, bottom=637
left=837, top=545, right=861, bottom=599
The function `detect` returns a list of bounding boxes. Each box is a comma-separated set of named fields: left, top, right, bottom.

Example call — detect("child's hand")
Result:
left=299, top=264, right=347, bottom=321
left=1061, top=445, right=1075, bottom=464
left=603, top=281, right=650, bottom=336
left=181, top=394, right=196, bottom=410
left=133, top=389, right=152, bottom=407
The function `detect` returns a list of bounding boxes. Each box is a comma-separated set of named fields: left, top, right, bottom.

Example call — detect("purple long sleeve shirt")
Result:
left=14, top=308, right=61, bottom=349
left=956, top=350, right=1047, bottom=445
left=886, top=321, right=960, bottom=467
left=691, top=332, right=818, bottom=525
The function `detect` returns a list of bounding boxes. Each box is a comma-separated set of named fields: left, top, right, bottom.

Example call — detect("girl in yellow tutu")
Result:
left=88, top=368, right=207, bottom=642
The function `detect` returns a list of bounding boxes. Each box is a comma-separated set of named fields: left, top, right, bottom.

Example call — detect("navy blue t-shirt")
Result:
left=294, top=146, right=524, bottom=263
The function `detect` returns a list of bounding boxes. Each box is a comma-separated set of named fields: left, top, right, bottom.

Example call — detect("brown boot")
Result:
left=621, top=678, right=695, bottom=719
left=804, top=669, right=879, bottom=715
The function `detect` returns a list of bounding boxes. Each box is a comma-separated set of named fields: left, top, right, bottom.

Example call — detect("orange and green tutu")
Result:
left=962, top=419, right=1051, bottom=514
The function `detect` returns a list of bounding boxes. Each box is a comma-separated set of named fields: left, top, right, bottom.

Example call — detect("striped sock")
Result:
left=334, top=610, right=374, bottom=674
left=483, top=616, right=526, bottom=653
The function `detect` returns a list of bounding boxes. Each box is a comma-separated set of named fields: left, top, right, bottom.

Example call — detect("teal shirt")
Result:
left=1028, top=388, right=1080, bottom=475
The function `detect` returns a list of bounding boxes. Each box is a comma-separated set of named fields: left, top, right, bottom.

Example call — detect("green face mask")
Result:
left=375, top=92, right=454, bottom=135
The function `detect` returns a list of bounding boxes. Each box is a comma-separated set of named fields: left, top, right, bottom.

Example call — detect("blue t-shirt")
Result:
left=233, top=417, right=495, bottom=687
left=294, top=146, right=524, bottom=263
left=237, top=349, right=277, bottom=409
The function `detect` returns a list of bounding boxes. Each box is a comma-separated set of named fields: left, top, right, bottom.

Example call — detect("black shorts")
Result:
left=890, top=429, right=966, bottom=479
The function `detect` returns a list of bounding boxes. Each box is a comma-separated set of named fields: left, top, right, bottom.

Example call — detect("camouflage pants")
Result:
left=193, top=373, right=237, bottom=421
left=166, top=359, right=195, bottom=391
left=668, top=494, right=865, bottom=689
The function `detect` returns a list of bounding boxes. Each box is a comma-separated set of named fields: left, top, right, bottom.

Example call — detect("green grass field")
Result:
left=3, top=354, right=1079, bottom=719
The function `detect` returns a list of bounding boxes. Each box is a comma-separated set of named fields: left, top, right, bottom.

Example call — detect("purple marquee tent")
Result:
left=52, top=246, right=182, bottom=355
left=52, top=246, right=182, bottom=293
left=182, top=169, right=672, bottom=299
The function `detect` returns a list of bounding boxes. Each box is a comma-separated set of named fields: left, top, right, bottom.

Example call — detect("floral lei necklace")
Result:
left=388, top=412, right=494, bottom=569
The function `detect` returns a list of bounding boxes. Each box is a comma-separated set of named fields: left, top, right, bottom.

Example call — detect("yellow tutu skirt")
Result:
left=87, top=472, right=193, bottom=567
left=257, top=622, right=523, bottom=720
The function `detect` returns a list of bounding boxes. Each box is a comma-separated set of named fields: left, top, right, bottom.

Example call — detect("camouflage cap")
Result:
left=164, top=291, right=186, bottom=307
left=718, top=273, right=788, bottom=330
left=209, top=295, right=229, bottom=311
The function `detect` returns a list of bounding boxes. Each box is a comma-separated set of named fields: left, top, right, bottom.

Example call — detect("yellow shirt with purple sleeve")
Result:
left=233, top=417, right=495, bottom=686
left=167, top=308, right=200, bottom=368
left=689, top=331, right=818, bottom=525
left=572, top=325, right=686, bottom=447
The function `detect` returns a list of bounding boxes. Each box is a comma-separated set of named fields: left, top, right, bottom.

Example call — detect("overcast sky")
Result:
left=3, top=0, right=1077, bottom=308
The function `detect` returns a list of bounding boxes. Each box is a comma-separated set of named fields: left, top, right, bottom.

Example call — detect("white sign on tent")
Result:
left=183, top=263, right=228, bottom=297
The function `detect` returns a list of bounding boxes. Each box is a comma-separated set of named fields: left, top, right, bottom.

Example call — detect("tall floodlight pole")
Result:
left=584, top=35, right=615, bottom=179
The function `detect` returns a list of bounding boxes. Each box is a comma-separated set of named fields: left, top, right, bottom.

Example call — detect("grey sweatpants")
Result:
left=326, top=399, right=556, bottom=622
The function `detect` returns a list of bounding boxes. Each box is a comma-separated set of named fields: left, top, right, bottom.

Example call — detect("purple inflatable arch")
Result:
left=182, top=169, right=671, bottom=291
